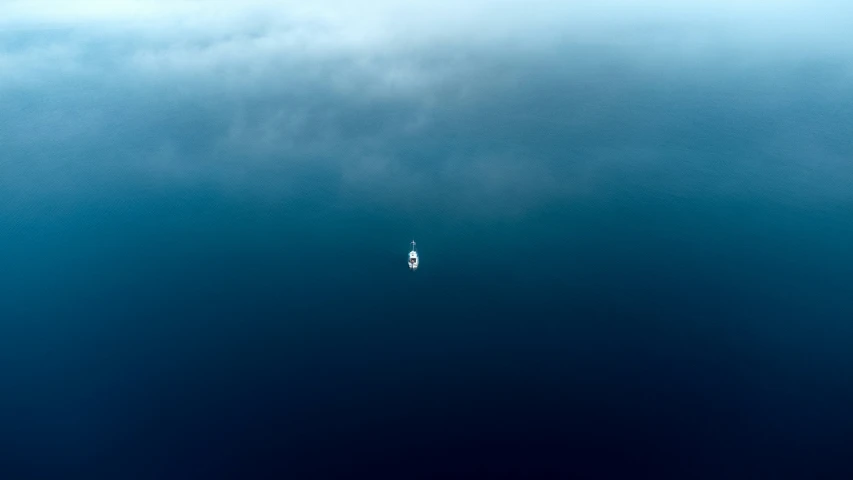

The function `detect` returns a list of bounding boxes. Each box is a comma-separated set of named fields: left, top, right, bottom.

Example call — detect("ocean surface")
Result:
left=2, top=3, right=853, bottom=478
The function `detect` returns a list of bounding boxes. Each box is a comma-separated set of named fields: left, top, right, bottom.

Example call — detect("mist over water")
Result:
left=2, top=2, right=853, bottom=478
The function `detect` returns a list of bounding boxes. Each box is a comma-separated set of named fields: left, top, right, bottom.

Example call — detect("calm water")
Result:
left=2, top=3, right=853, bottom=478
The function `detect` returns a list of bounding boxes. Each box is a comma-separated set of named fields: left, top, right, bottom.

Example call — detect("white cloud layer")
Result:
left=2, top=0, right=852, bottom=211
left=5, top=0, right=852, bottom=43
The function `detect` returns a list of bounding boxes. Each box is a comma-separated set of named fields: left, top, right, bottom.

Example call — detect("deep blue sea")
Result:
left=2, top=4, right=853, bottom=478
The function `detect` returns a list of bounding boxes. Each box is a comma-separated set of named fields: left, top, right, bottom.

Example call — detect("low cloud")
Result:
left=2, top=1, right=852, bottom=213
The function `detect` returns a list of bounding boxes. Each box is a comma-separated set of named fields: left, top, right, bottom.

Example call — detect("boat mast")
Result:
left=412, top=240, right=416, bottom=252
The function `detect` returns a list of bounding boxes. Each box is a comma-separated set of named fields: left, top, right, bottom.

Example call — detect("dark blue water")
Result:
left=2, top=6, right=853, bottom=478
left=3, top=183, right=851, bottom=478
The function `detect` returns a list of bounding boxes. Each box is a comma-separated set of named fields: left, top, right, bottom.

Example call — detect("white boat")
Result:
left=408, top=240, right=419, bottom=270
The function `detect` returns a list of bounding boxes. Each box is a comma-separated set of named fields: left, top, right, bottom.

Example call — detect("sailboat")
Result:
left=408, top=241, right=419, bottom=270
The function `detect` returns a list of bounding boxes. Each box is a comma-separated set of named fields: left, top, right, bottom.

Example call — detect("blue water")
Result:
left=3, top=182, right=851, bottom=477
left=2, top=8, right=853, bottom=478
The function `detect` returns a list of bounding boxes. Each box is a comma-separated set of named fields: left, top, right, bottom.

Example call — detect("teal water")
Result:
left=2, top=5, right=853, bottom=478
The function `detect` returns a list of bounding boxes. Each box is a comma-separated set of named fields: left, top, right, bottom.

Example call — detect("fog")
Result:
left=2, top=1, right=851, bottom=213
